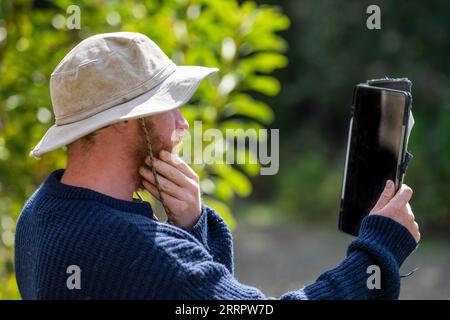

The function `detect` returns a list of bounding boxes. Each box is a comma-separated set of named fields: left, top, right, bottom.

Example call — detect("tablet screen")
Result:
left=340, top=86, right=407, bottom=235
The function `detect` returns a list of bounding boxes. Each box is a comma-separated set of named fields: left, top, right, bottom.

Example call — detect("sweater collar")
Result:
left=41, top=169, right=155, bottom=219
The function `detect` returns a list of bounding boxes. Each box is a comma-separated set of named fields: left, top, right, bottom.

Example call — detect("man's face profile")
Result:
left=131, top=108, right=189, bottom=171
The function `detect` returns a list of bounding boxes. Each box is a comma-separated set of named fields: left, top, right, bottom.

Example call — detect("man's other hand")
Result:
left=369, top=180, right=420, bottom=243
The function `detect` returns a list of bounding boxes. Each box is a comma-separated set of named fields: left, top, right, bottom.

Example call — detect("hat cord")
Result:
left=136, top=118, right=171, bottom=220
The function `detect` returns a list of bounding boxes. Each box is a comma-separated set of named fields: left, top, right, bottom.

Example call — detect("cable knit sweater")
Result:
left=14, top=169, right=417, bottom=299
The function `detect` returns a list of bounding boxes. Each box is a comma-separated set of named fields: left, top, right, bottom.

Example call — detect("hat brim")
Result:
left=29, top=66, right=218, bottom=159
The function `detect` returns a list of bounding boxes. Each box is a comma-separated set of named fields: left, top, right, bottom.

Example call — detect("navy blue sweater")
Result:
left=14, top=169, right=417, bottom=299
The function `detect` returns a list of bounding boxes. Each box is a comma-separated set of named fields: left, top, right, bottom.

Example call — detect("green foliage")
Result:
left=0, top=0, right=289, bottom=299
left=276, top=152, right=342, bottom=226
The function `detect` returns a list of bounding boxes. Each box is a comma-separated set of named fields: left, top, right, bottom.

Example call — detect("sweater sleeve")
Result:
left=302, top=215, right=418, bottom=299
left=172, top=204, right=235, bottom=275
left=170, top=214, right=417, bottom=300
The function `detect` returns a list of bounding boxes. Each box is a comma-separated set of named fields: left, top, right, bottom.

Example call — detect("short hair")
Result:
left=79, top=130, right=99, bottom=150
left=67, top=126, right=109, bottom=154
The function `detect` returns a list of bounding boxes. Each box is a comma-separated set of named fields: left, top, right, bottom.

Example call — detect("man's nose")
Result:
left=175, top=109, right=189, bottom=131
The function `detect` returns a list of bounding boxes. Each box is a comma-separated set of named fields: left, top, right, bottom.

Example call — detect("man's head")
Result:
left=30, top=32, right=216, bottom=191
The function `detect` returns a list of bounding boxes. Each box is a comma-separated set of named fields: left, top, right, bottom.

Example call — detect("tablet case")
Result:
left=339, top=77, right=415, bottom=236
left=356, top=80, right=419, bottom=278
left=365, top=78, right=414, bottom=178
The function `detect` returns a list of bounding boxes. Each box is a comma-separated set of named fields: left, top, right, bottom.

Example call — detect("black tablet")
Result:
left=339, top=84, right=413, bottom=236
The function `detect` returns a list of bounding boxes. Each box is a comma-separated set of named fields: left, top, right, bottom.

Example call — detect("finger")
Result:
left=142, top=179, right=185, bottom=213
left=140, top=166, right=185, bottom=199
left=145, top=156, right=194, bottom=188
left=406, top=203, right=414, bottom=216
left=413, top=221, right=421, bottom=242
left=406, top=203, right=416, bottom=221
left=160, top=150, right=199, bottom=181
left=142, top=179, right=161, bottom=200
left=371, top=180, right=396, bottom=213
left=159, top=191, right=186, bottom=214
left=390, top=184, right=413, bottom=207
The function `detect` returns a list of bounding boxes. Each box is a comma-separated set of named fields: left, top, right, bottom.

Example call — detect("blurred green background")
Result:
left=1, top=0, right=449, bottom=299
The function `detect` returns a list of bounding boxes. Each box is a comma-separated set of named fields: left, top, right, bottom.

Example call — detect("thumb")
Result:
left=386, top=184, right=413, bottom=208
left=370, top=180, right=396, bottom=213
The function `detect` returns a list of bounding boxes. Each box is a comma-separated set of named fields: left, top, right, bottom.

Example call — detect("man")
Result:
left=15, top=32, right=420, bottom=299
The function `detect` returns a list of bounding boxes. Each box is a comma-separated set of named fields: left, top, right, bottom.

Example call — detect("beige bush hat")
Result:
left=29, top=32, right=218, bottom=159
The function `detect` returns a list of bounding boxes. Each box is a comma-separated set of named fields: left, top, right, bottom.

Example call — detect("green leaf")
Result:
left=222, top=93, right=274, bottom=124
left=213, top=164, right=252, bottom=197
left=213, top=178, right=234, bottom=202
left=244, top=75, right=281, bottom=96
left=239, top=52, right=288, bottom=74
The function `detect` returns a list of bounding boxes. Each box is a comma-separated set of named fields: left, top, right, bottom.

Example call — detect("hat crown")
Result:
left=50, top=32, right=176, bottom=125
